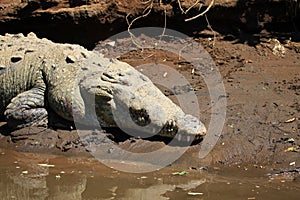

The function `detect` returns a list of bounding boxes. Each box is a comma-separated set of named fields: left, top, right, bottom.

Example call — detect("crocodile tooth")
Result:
left=186, top=135, right=191, bottom=142
left=172, top=120, right=176, bottom=127
left=152, top=128, right=156, bottom=133
left=167, top=120, right=171, bottom=126
left=170, top=120, right=175, bottom=129
left=138, top=116, right=142, bottom=122
left=165, top=121, right=169, bottom=129
left=177, top=134, right=182, bottom=141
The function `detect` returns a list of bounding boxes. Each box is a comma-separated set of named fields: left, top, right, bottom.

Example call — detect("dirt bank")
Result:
left=0, top=0, right=299, bottom=170
left=0, top=0, right=299, bottom=48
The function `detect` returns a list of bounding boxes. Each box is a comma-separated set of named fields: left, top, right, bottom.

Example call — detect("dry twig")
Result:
left=205, top=14, right=216, bottom=47
left=185, top=0, right=215, bottom=21
left=138, top=0, right=153, bottom=4
left=126, top=0, right=154, bottom=49
left=177, top=0, right=201, bottom=14
left=160, top=8, right=167, bottom=38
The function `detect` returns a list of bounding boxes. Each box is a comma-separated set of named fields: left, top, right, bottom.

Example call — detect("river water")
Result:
left=0, top=148, right=299, bottom=200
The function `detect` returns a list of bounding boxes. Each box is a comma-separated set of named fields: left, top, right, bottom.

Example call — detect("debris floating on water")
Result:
left=285, top=117, right=297, bottom=123
left=188, top=192, right=203, bottom=196
left=284, top=146, right=299, bottom=152
left=37, top=163, right=55, bottom=167
left=55, top=174, right=61, bottom=180
left=172, top=171, right=189, bottom=175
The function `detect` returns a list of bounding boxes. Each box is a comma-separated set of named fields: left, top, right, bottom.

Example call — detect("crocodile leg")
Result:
left=4, top=87, right=48, bottom=129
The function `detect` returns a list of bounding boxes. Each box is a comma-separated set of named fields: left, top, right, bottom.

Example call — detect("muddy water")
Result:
left=0, top=148, right=299, bottom=200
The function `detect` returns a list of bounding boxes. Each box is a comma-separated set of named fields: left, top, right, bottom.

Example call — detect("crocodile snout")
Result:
left=176, top=115, right=207, bottom=143
left=159, top=114, right=206, bottom=142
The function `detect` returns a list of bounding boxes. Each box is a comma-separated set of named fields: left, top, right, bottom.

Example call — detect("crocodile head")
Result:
left=80, top=61, right=206, bottom=142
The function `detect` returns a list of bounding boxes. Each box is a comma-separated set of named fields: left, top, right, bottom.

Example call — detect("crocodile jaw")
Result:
left=111, top=98, right=207, bottom=142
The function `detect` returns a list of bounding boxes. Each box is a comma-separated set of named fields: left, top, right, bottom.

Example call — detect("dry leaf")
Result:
left=37, top=163, right=55, bottom=167
left=188, top=192, right=203, bottom=196
left=284, top=146, right=299, bottom=152
left=285, top=117, right=297, bottom=123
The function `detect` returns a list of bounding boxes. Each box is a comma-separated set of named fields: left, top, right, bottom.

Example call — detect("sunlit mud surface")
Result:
left=0, top=148, right=299, bottom=200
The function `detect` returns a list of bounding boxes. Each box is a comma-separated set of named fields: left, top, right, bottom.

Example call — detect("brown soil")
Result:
left=0, top=0, right=299, bottom=170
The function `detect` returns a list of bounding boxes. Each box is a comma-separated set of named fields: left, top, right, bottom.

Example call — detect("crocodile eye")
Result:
left=129, top=107, right=151, bottom=127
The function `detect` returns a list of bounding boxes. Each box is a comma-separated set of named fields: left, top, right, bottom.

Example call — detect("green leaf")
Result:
left=172, top=171, right=189, bottom=175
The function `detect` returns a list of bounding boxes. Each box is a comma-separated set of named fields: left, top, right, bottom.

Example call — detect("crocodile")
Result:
left=0, top=32, right=206, bottom=142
